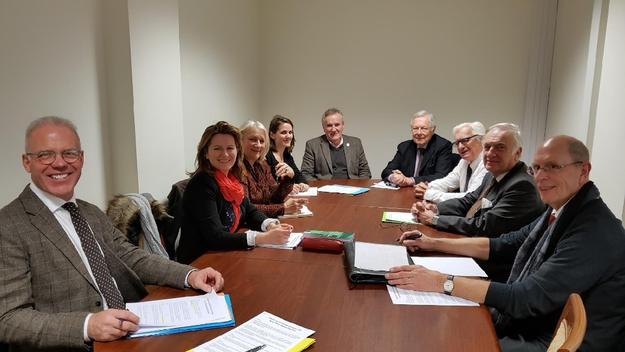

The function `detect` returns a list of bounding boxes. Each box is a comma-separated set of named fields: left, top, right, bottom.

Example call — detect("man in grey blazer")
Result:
left=301, top=108, right=371, bottom=181
left=0, top=117, right=224, bottom=352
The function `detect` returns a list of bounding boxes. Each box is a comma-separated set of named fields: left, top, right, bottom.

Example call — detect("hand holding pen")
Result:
left=396, top=230, right=434, bottom=252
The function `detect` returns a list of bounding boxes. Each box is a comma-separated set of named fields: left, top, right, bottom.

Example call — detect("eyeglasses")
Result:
left=26, top=149, right=83, bottom=165
left=453, top=134, right=480, bottom=147
left=528, top=161, right=583, bottom=176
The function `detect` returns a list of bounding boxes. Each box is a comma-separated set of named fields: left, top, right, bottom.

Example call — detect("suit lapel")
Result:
left=321, top=137, right=333, bottom=174
left=343, top=137, right=353, bottom=176
left=20, top=188, right=98, bottom=290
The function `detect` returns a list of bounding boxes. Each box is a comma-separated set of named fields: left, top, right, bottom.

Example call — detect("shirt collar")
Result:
left=552, top=194, right=575, bottom=218
left=469, top=153, right=483, bottom=170
left=29, top=183, right=77, bottom=213
left=494, top=171, right=509, bottom=183
left=328, top=137, right=344, bottom=149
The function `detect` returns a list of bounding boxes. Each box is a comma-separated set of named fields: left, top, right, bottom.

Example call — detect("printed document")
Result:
left=354, top=241, right=409, bottom=271
left=318, top=184, right=368, bottom=195
left=294, top=187, right=317, bottom=196
left=279, top=205, right=313, bottom=219
left=371, top=181, right=399, bottom=190
left=257, top=232, right=304, bottom=250
left=387, top=285, right=479, bottom=306
left=190, top=311, right=315, bottom=352
left=382, top=211, right=418, bottom=224
left=411, top=257, right=488, bottom=277
left=126, top=291, right=231, bottom=336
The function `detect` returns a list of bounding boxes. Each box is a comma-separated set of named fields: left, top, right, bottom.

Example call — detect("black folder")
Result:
left=343, top=240, right=414, bottom=285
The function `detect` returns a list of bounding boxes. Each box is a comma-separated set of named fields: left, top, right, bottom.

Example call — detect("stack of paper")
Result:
left=371, top=180, right=399, bottom=190
left=354, top=241, right=409, bottom=271
left=411, top=257, right=488, bottom=277
left=189, top=311, right=315, bottom=352
left=126, top=291, right=235, bottom=338
left=382, top=211, right=418, bottom=224
left=317, top=184, right=369, bottom=195
left=387, top=285, right=479, bottom=306
left=293, top=187, right=318, bottom=196
left=279, top=205, right=313, bottom=219
left=257, top=232, right=304, bottom=250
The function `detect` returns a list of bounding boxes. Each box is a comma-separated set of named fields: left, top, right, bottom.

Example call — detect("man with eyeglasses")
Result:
left=381, top=110, right=456, bottom=187
left=389, top=135, right=625, bottom=351
left=0, top=116, right=224, bottom=351
left=414, top=121, right=488, bottom=203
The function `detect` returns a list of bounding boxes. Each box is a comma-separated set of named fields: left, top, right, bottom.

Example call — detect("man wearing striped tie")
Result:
left=0, top=117, right=224, bottom=351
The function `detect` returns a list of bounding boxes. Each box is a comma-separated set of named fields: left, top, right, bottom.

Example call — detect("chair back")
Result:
left=547, top=293, right=587, bottom=352
left=165, top=178, right=190, bottom=260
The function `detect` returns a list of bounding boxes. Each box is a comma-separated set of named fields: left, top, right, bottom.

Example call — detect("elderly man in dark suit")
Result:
left=381, top=110, right=456, bottom=187
left=389, top=136, right=625, bottom=351
left=0, top=117, right=224, bottom=352
left=412, top=123, right=544, bottom=238
left=301, top=108, right=371, bottom=181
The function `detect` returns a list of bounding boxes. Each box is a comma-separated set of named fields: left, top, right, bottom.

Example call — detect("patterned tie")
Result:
left=466, top=178, right=497, bottom=218
left=63, top=202, right=125, bottom=309
left=413, top=148, right=424, bottom=177
left=464, top=165, right=473, bottom=192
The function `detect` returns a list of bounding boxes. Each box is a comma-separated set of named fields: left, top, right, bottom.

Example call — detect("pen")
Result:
left=245, top=344, right=266, bottom=352
left=396, top=232, right=422, bottom=242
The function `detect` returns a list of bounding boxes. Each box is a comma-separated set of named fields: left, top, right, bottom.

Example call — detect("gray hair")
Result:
left=321, top=108, right=344, bottom=124
left=25, top=116, right=81, bottom=151
left=487, top=123, right=522, bottom=149
left=412, top=110, right=435, bottom=128
left=452, top=121, right=486, bottom=137
left=239, top=120, right=270, bottom=160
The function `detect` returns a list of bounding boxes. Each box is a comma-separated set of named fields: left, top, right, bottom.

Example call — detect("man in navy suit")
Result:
left=381, top=110, right=456, bottom=187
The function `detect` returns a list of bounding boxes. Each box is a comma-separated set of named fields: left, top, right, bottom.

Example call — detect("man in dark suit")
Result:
left=301, top=108, right=371, bottom=181
left=0, top=117, right=224, bottom=352
left=389, top=136, right=625, bottom=351
left=412, top=123, right=544, bottom=238
left=381, top=110, right=456, bottom=187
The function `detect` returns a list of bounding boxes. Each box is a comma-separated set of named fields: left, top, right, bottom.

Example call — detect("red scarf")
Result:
left=214, top=170, right=244, bottom=232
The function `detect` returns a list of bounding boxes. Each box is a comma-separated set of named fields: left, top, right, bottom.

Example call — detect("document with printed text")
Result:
left=189, top=311, right=315, bottom=352
left=411, top=257, right=488, bottom=277
left=387, top=285, right=479, bottom=306
left=257, top=232, right=304, bottom=250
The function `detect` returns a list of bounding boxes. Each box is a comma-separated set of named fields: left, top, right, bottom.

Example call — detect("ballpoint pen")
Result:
left=396, top=232, right=422, bottom=242
left=244, top=344, right=266, bottom=352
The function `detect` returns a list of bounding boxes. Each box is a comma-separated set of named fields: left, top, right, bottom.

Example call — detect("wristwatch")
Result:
left=443, top=275, right=455, bottom=295
left=431, top=215, right=439, bottom=226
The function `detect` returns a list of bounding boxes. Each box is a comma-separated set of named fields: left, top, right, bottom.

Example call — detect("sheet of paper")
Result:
left=257, top=232, right=304, bottom=250
left=382, top=211, right=417, bottom=224
left=354, top=241, right=409, bottom=271
left=279, top=205, right=313, bottom=219
left=293, top=187, right=317, bottom=196
left=318, top=184, right=368, bottom=195
left=190, top=311, right=315, bottom=352
left=387, top=285, right=479, bottom=306
left=371, top=181, right=399, bottom=190
left=127, top=291, right=232, bottom=335
left=411, top=257, right=488, bottom=277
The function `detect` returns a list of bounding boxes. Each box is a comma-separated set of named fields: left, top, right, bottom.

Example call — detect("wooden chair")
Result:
left=547, top=293, right=587, bottom=352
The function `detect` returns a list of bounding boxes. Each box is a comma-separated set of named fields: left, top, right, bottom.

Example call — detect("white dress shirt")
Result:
left=423, top=153, right=487, bottom=203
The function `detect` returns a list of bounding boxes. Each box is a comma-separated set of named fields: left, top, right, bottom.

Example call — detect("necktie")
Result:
left=413, top=148, right=424, bottom=178
left=464, top=165, right=473, bottom=192
left=466, top=178, right=497, bottom=218
left=63, top=202, right=125, bottom=309
left=548, top=212, right=557, bottom=225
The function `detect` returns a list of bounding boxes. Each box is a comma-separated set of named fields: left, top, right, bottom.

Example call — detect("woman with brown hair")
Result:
left=266, top=115, right=309, bottom=193
left=240, top=120, right=307, bottom=218
left=176, top=121, right=293, bottom=264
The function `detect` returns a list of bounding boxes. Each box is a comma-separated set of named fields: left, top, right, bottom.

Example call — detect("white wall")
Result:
left=127, top=0, right=187, bottom=199
left=0, top=0, right=110, bottom=207
left=259, top=0, right=544, bottom=175
left=179, top=0, right=260, bottom=172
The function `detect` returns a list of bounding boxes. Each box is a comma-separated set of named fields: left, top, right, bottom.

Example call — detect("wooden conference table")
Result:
left=95, top=179, right=500, bottom=352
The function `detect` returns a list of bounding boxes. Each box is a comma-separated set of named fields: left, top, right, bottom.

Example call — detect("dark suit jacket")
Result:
left=0, top=187, right=192, bottom=352
left=176, top=171, right=267, bottom=264
left=485, top=182, right=625, bottom=351
left=300, top=135, right=371, bottom=181
left=436, top=161, right=544, bottom=237
left=381, top=134, right=455, bottom=183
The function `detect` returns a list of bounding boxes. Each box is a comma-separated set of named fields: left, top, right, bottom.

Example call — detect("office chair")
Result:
left=547, top=293, right=587, bottom=352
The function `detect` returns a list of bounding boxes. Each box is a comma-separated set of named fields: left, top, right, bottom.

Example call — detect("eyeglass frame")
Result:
left=527, top=161, right=583, bottom=176
left=452, top=134, right=480, bottom=147
left=25, top=149, right=84, bottom=165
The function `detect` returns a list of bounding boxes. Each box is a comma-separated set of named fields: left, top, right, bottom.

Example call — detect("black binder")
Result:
left=343, top=240, right=414, bottom=285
